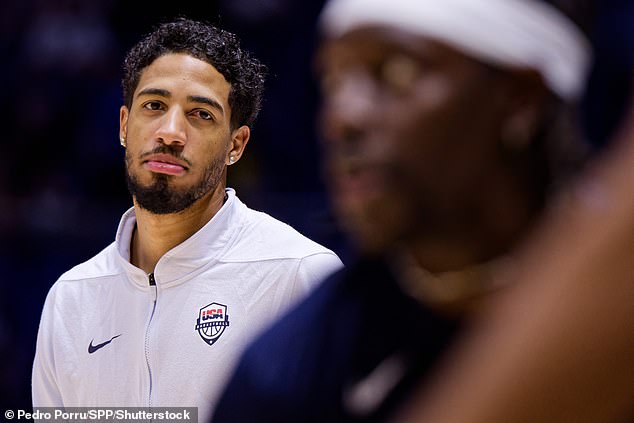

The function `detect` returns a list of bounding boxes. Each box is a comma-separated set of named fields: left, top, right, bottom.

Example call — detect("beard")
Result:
left=125, top=147, right=225, bottom=215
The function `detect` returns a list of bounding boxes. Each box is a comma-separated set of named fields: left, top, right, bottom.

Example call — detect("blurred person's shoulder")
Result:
left=212, top=262, right=369, bottom=422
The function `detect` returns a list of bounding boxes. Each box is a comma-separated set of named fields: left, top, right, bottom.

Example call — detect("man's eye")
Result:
left=194, top=110, right=213, bottom=121
left=143, top=101, right=163, bottom=111
left=320, top=72, right=341, bottom=95
left=379, top=54, right=421, bottom=92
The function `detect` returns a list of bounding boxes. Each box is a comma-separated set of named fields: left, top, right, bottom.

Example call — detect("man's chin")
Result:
left=129, top=181, right=198, bottom=215
left=338, top=210, right=402, bottom=256
left=135, top=194, right=194, bottom=215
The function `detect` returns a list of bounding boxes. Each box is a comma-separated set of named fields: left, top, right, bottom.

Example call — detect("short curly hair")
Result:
left=122, top=17, right=267, bottom=129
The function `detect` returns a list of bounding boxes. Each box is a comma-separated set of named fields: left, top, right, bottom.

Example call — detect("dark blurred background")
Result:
left=0, top=0, right=632, bottom=413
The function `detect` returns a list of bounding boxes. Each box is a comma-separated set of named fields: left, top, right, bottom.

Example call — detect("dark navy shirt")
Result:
left=211, top=257, right=461, bottom=423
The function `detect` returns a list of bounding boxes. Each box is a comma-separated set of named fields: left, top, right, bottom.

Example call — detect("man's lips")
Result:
left=142, top=153, right=189, bottom=176
left=331, top=162, right=387, bottom=202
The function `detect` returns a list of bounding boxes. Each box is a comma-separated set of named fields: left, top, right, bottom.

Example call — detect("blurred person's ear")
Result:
left=499, top=69, right=550, bottom=152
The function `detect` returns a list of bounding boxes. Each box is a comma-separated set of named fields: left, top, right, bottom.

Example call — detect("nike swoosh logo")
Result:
left=88, top=334, right=122, bottom=354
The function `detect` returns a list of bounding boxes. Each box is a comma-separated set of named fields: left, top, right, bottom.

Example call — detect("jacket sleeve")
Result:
left=32, top=283, right=64, bottom=406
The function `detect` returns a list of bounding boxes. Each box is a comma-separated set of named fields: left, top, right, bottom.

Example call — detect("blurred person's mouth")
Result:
left=330, top=159, right=389, bottom=208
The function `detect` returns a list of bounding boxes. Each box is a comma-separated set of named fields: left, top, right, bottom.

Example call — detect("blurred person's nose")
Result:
left=321, top=70, right=378, bottom=147
left=156, top=107, right=187, bottom=147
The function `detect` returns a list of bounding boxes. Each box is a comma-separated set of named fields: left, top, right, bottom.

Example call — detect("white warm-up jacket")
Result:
left=32, top=189, right=343, bottom=420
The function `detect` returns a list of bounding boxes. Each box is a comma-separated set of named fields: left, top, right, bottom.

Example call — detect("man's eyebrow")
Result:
left=188, top=95, right=224, bottom=115
left=136, top=88, right=171, bottom=98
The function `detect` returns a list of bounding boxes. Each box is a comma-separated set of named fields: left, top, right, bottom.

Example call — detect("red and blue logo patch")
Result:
left=195, top=302, right=229, bottom=346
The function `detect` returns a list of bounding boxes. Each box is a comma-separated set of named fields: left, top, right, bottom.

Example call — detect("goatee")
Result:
left=125, top=148, right=224, bottom=215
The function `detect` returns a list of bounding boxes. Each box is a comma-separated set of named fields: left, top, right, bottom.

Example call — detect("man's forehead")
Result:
left=136, top=54, right=230, bottom=94
left=317, top=26, right=468, bottom=71
left=318, top=0, right=591, bottom=101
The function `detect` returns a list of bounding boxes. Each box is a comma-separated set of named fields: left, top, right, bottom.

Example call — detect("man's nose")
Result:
left=156, top=107, right=187, bottom=146
left=321, top=72, right=377, bottom=147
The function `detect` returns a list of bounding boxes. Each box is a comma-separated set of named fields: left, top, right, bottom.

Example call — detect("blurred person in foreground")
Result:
left=391, top=95, right=634, bottom=423
left=31, top=17, right=342, bottom=420
left=391, top=7, right=634, bottom=421
left=211, top=0, right=597, bottom=422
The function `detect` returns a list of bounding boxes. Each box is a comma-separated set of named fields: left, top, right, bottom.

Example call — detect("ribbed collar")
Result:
left=114, top=188, right=243, bottom=289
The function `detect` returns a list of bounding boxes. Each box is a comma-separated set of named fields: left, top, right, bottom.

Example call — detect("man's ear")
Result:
left=119, top=106, right=129, bottom=146
left=226, top=125, right=250, bottom=165
left=500, top=69, right=550, bottom=152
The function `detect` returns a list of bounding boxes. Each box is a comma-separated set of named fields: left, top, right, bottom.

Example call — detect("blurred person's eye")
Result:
left=379, top=53, right=421, bottom=93
left=320, top=70, right=341, bottom=95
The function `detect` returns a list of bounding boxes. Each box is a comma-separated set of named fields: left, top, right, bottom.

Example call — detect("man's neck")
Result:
left=130, top=185, right=227, bottom=274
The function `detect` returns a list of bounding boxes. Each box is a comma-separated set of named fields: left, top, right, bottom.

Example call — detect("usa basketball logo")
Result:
left=195, top=302, right=230, bottom=346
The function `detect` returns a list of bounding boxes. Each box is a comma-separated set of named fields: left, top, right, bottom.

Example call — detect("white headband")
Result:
left=319, top=0, right=592, bottom=101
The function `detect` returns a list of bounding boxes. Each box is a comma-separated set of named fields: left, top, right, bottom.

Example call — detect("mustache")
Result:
left=139, top=145, right=193, bottom=167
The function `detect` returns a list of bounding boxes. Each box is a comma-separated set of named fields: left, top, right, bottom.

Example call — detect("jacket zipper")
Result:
left=145, top=273, right=158, bottom=407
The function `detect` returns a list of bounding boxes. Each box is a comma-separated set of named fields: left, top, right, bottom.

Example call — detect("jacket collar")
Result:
left=115, top=188, right=243, bottom=288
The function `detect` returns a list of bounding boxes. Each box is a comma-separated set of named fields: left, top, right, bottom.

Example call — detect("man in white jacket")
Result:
left=32, top=17, right=343, bottom=421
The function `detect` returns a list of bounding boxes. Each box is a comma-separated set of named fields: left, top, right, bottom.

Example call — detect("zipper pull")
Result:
left=148, top=273, right=156, bottom=286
